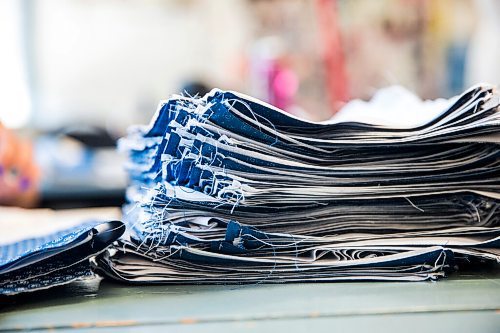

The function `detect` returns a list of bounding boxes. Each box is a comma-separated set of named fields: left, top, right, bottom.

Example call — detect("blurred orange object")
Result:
left=316, top=0, right=349, bottom=114
left=0, top=123, right=40, bottom=207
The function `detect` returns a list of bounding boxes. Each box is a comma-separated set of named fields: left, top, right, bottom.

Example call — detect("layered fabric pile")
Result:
left=97, top=84, right=500, bottom=283
left=0, top=220, right=124, bottom=295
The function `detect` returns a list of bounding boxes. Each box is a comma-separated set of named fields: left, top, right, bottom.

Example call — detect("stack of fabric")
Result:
left=96, top=84, right=500, bottom=283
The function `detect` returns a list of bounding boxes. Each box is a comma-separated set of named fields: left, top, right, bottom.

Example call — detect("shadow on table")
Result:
left=1, top=264, right=499, bottom=314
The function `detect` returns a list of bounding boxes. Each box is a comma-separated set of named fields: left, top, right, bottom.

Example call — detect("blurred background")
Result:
left=0, top=0, right=499, bottom=208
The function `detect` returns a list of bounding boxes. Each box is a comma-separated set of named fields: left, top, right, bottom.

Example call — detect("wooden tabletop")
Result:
left=1, top=267, right=499, bottom=332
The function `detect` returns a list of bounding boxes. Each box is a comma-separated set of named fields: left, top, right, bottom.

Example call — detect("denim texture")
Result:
left=98, top=85, right=500, bottom=283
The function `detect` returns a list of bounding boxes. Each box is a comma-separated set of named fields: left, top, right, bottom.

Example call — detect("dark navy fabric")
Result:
left=102, top=85, right=500, bottom=284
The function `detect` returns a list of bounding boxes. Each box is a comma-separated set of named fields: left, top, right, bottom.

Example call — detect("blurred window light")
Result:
left=0, top=0, right=31, bottom=128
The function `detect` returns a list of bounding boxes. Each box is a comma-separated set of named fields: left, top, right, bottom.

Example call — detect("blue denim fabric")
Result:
left=0, top=221, right=125, bottom=295
left=103, top=85, right=500, bottom=284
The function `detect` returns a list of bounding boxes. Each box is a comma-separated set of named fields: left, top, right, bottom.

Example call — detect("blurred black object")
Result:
left=62, top=125, right=117, bottom=148
left=181, top=81, right=210, bottom=97
left=37, top=125, right=126, bottom=210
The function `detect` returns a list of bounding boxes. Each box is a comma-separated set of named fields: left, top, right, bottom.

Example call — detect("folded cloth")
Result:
left=0, top=220, right=125, bottom=295
left=98, top=84, right=500, bottom=284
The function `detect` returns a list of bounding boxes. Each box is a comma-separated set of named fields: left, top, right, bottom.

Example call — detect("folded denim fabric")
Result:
left=0, top=220, right=125, bottom=295
left=98, top=84, right=500, bottom=283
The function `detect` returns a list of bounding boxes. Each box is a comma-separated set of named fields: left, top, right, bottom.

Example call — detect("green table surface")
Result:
left=1, top=268, right=499, bottom=332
